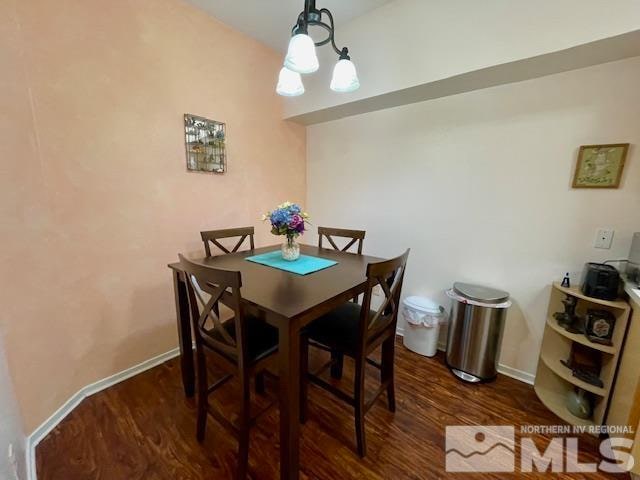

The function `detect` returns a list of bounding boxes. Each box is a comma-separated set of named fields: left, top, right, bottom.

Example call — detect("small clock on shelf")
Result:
left=584, top=309, right=616, bottom=346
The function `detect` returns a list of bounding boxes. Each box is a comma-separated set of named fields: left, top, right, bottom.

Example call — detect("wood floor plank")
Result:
left=36, top=338, right=628, bottom=479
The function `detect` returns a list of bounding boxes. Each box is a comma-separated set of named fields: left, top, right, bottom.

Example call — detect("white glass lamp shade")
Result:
left=276, top=67, right=305, bottom=97
left=330, top=59, right=360, bottom=93
left=284, top=34, right=319, bottom=74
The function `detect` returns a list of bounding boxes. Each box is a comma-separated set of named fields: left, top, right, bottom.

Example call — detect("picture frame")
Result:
left=572, top=143, right=629, bottom=189
left=184, top=114, right=226, bottom=174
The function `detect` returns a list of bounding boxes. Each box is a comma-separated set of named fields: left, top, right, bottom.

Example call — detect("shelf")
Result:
left=546, top=317, right=616, bottom=355
left=534, top=383, right=596, bottom=429
left=552, top=282, right=630, bottom=311
left=536, top=281, right=632, bottom=430
left=540, top=350, right=607, bottom=397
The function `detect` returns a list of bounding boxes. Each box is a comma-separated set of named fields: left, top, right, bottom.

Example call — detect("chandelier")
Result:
left=276, top=0, right=360, bottom=97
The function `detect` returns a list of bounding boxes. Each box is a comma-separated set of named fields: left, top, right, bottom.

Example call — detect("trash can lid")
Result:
left=453, top=282, right=509, bottom=304
left=403, top=296, right=443, bottom=314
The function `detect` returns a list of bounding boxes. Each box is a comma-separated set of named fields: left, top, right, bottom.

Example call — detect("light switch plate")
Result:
left=594, top=228, right=614, bottom=249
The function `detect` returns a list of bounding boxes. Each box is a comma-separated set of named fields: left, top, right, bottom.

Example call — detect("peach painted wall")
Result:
left=0, top=0, right=306, bottom=432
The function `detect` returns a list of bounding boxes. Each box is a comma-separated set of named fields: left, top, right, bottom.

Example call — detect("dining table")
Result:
left=168, top=243, right=385, bottom=480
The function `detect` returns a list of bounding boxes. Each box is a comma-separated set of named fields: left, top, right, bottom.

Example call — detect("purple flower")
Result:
left=289, top=214, right=303, bottom=228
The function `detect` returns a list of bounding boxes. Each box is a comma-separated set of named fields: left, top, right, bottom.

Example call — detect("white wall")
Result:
left=307, top=57, right=640, bottom=376
left=285, top=0, right=640, bottom=119
left=0, top=332, right=26, bottom=480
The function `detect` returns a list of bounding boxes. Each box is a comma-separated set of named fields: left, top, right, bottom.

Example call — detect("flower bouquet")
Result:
left=263, top=202, right=310, bottom=261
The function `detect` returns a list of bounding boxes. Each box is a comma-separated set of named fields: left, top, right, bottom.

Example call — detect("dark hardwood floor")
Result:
left=37, top=338, right=627, bottom=479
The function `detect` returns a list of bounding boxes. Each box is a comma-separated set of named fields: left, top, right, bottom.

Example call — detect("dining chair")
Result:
left=179, top=254, right=278, bottom=479
left=300, top=249, right=410, bottom=458
left=317, top=226, right=367, bottom=379
left=318, top=226, right=366, bottom=254
left=199, top=227, right=255, bottom=338
left=201, top=227, right=255, bottom=257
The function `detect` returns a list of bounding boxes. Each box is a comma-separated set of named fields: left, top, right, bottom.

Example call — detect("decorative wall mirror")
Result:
left=184, top=114, right=226, bottom=174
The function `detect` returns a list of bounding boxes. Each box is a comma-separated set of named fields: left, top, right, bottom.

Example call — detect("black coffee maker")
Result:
left=581, top=263, right=620, bottom=301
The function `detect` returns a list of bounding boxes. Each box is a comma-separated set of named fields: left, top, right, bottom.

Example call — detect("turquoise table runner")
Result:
left=245, top=250, right=338, bottom=275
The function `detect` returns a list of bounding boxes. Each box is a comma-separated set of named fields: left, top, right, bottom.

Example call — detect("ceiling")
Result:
left=186, top=0, right=392, bottom=52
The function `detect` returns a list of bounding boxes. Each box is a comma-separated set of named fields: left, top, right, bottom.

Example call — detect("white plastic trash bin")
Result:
left=402, top=296, right=446, bottom=357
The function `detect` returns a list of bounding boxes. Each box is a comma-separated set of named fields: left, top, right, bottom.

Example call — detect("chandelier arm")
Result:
left=291, top=16, right=302, bottom=36
left=309, top=22, right=332, bottom=47
left=319, top=8, right=343, bottom=56
left=304, top=0, right=311, bottom=29
left=290, top=5, right=345, bottom=55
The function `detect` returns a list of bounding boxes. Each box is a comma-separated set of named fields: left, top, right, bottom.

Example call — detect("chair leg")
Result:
left=330, top=349, right=344, bottom=380
left=354, top=357, right=367, bottom=458
left=195, top=348, right=208, bottom=442
left=237, top=372, right=251, bottom=480
left=382, top=337, right=396, bottom=413
left=300, top=334, right=309, bottom=424
left=255, top=371, right=265, bottom=396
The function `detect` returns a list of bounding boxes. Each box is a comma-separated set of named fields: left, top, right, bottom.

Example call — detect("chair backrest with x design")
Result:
left=358, top=249, right=410, bottom=348
left=178, top=254, right=249, bottom=367
left=318, top=226, right=366, bottom=254
left=200, top=227, right=255, bottom=257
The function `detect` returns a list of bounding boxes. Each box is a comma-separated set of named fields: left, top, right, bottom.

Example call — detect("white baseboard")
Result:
left=496, top=363, right=535, bottom=385
left=396, top=327, right=535, bottom=386
left=26, top=347, right=181, bottom=480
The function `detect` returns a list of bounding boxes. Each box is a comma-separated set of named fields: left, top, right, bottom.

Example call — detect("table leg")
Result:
left=278, top=321, right=301, bottom=480
left=172, top=270, right=194, bottom=397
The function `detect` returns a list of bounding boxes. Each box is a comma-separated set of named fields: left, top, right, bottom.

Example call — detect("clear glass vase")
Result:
left=281, top=237, right=300, bottom=261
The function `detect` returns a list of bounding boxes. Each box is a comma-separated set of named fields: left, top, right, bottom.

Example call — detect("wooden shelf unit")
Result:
left=534, top=282, right=631, bottom=429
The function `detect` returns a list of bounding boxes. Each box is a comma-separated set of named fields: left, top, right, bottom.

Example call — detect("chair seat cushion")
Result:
left=306, top=302, right=381, bottom=355
left=204, top=315, right=278, bottom=364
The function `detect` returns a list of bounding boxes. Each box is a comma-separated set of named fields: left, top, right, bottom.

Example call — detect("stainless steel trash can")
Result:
left=445, top=282, right=511, bottom=383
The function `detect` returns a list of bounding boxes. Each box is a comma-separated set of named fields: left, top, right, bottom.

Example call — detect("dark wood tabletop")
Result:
left=168, top=243, right=386, bottom=480
left=169, top=244, right=384, bottom=320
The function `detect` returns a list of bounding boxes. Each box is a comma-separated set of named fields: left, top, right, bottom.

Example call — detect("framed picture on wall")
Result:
left=572, top=143, right=629, bottom=188
left=184, top=114, right=226, bottom=174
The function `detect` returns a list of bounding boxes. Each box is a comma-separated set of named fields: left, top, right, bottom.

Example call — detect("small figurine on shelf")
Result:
left=561, top=273, right=571, bottom=288
left=553, top=295, right=579, bottom=329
